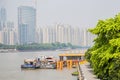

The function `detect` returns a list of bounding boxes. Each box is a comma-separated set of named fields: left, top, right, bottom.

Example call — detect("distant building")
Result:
left=49, top=27, right=56, bottom=43
left=42, top=27, right=49, bottom=43
left=9, top=29, right=17, bottom=45
left=3, top=28, right=10, bottom=44
left=79, top=28, right=95, bottom=47
left=2, top=22, right=17, bottom=45
left=19, top=24, right=28, bottom=44
left=86, top=31, right=95, bottom=47
left=63, top=25, right=72, bottom=43
left=7, top=22, right=14, bottom=29
left=0, top=8, right=7, bottom=22
left=18, top=6, right=36, bottom=44
left=0, top=31, right=3, bottom=43
left=55, top=24, right=64, bottom=43
left=54, top=24, right=80, bottom=45
left=0, top=7, right=7, bottom=30
left=36, top=27, right=56, bottom=44
left=36, top=27, right=43, bottom=43
left=0, top=8, right=17, bottom=45
left=71, top=27, right=80, bottom=45
left=31, top=23, right=95, bottom=46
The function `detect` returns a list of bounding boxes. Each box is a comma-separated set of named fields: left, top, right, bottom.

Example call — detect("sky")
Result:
left=0, top=0, right=120, bottom=28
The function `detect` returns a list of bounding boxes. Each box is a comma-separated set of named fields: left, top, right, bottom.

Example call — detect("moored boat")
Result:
left=21, top=56, right=57, bottom=69
left=39, top=56, right=57, bottom=69
left=21, top=58, right=40, bottom=69
left=45, top=56, right=57, bottom=69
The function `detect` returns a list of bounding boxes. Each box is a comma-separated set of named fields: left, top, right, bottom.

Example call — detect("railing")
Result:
left=77, top=63, right=84, bottom=80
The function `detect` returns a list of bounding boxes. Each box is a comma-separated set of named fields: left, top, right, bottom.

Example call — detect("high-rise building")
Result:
left=55, top=24, right=64, bottom=43
left=0, top=8, right=6, bottom=22
left=86, top=31, right=95, bottom=47
left=18, top=6, right=36, bottom=44
left=0, top=8, right=17, bottom=45
left=36, top=27, right=43, bottom=43
left=42, top=27, right=49, bottom=43
left=0, top=31, right=3, bottom=43
left=71, top=27, right=80, bottom=45
left=79, top=28, right=95, bottom=47
left=36, top=27, right=56, bottom=44
left=7, top=22, right=14, bottom=29
left=63, top=25, right=72, bottom=43
left=0, top=7, right=7, bottom=30
left=2, top=22, right=17, bottom=45
left=19, top=24, right=28, bottom=44
left=9, top=29, right=17, bottom=45
left=3, top=28, right=10, bottom=44
left=50, top=27, right=56, bottom=43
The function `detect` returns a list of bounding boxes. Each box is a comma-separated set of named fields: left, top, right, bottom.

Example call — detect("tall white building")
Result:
left=71, top=27, right=80, bottom=45
left=49, top=27, right=56, bottom=43
left=79, top=28, right=95, bottom=47
left=36, top=27, right=56, bottom=44
left=42, top=27, right=49, bottom=43
left=3, top=28, right=10, bottom=44
left=2, top=25, right=16, bottom=45
left=86, top=31, right=95, bottom=46
left=55, top=24, right=64, bottom=43
left=63, top=25, right=72, bottom=43
left=9, top=29, right=17, bottom=45
left=0, top=31, right=3, bottom=43
left=36, top=27, right=43, bottom=43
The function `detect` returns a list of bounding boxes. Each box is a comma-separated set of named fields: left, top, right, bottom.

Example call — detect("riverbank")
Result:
left=78, top=62, right=100, bottom=80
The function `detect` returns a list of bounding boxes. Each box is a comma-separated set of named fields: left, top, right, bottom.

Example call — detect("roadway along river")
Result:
left=0, top=51, right=77, bottom=80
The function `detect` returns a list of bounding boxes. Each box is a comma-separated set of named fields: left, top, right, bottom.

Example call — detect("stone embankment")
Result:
left=78, top=62, right=100, bottom=80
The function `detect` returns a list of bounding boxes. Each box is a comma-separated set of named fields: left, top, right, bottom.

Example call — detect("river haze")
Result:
left=0, top=51, right=77, bottom=80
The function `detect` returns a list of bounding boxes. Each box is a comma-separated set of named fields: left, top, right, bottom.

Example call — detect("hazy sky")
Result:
left=0, top=0, right=120, bottom=28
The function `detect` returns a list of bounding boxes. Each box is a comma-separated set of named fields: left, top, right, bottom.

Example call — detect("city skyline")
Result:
left=36, top=24, right=94, bottom=46
left=0, top=0, right=120, bottom=28
left=0, top=6, right=94, bottom=46
left=0, top=0, right=119, bottom=46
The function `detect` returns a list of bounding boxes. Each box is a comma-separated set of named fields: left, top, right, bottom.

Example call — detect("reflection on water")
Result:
left=0, top=51, right=77, bottom=80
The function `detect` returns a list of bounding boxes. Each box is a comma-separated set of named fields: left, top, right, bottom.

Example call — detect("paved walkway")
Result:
left=79, top=62, right=100, bottom=80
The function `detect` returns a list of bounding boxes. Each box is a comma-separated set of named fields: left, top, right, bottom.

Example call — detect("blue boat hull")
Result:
left=21, top=64, right=40, bottom=69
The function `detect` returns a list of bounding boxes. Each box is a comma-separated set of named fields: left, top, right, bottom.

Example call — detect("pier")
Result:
left=57, top=52, right=100, bottom=80
left=57, top=53, right=85, bottom=70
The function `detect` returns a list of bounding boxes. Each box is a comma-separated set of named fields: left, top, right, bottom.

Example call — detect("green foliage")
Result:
left=0, top=43, right=16, bottom=49
left=71, top=71, right=79, bottom=76
left=0, top=42, right=76, bottom=51
left=85, top=13, right=120, bottom=80
left=16, top=42, right=76, bottom=51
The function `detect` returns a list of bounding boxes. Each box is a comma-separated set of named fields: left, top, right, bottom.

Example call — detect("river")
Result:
left=0, top=51, right=77, bottom=80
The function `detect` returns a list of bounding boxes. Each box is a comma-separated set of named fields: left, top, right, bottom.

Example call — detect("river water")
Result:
left=0, top=51, right=77, bottom=80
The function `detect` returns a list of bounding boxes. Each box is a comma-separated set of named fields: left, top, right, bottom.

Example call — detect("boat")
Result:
left=21, top=56, right=57, bottom=69
left=45, top=62, right=56, bottom=69
left=21, top=58, right=41, bottom=69
left=44, top=56, right=57, bottom=69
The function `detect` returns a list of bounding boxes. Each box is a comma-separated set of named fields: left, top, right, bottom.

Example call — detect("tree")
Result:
left=85, top=13, right=120, bottom=79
